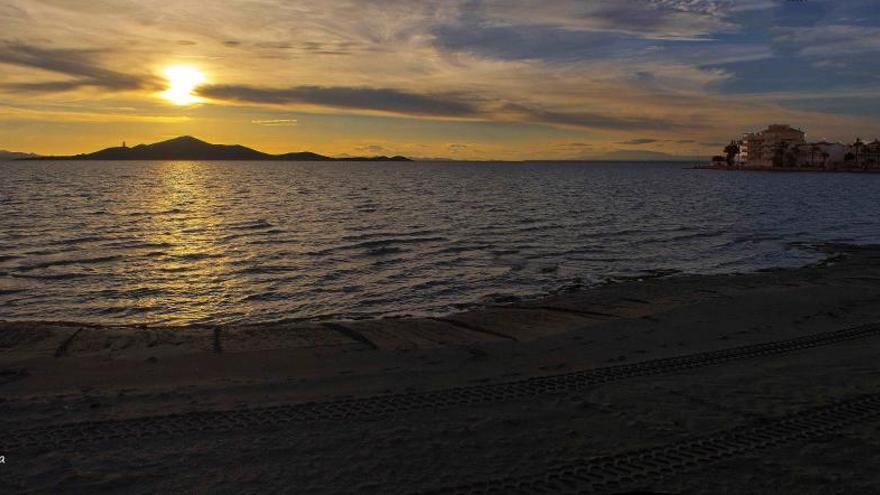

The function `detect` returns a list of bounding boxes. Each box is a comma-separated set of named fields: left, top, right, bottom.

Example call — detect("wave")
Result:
left=307, top=236, right=447, bottom=256
left=48, top=235, right=105, bottom=246
left=228, top=219, right=273, bottom=230
left=364, top=246, right=405, bottom=256
left=238, top=291, right=285, bottom=303
left=11, top=272, right=93, bottom=280
left=233, top=264, right=298, bottom=275
left=432, top=244, right=494, bottom=255
left=101, top=241, right=174, bottom=250
left=167, top=252, right=222, bottom=261
left=340, top=229, right=440, bottom=242
left=13, top=255, right=122, bottom=272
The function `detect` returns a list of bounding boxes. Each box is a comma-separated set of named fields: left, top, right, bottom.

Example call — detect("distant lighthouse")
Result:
left=122, top=141, right=127, bottom=148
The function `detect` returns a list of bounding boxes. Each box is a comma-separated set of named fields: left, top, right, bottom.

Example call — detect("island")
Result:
left=19, top=136, right=411, bottom=162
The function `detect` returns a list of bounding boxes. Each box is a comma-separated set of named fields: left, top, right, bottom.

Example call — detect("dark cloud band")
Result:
left=198, top=84, right=481, bottom=117
left=0, top=42, right=155, bottom=93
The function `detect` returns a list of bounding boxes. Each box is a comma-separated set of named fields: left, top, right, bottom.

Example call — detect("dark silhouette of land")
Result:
left=23, top=136, right=411, bottom=161
left=0, top=149, right=38, bottom=160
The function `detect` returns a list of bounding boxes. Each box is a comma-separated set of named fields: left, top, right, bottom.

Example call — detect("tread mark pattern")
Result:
left=415, top=393, right=880, bottom=494
left=4, top=323, right=879, bottom=452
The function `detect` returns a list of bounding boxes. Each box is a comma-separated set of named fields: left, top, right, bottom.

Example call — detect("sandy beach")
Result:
left=2, top=243, right=880, bottom=493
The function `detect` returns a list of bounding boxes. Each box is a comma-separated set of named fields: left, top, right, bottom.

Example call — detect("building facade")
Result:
left=790, top=141, right=847, bottom=169
left=735, top=124, right=806, bottom=168
left=850, top=139, right=880, bottom=169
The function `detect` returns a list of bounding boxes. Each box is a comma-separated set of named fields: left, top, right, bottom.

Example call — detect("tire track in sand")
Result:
left=414, top=392, right=880, bottom=494
left=4, top=323, right=880, bottom=452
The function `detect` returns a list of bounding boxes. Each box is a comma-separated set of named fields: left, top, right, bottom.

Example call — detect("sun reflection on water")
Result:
left=142, top=162, right=233, bottom=324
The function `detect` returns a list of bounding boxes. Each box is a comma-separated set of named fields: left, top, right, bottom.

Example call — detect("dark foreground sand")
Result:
left=2, top=244, right=880, bottom=494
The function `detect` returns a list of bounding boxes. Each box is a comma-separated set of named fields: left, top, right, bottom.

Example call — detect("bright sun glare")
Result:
left=162, top=65, right=206, bottom=105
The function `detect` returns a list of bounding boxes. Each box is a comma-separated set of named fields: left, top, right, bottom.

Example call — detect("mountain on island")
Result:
left=0, top=149, right=39, bottom=160
left=24, top=136, right=411, bottom=162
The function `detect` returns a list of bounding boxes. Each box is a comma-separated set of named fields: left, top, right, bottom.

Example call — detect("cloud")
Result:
left=0, top=104, right=190, bottom=123
left=355, top=144, right=387, bottom=153
left=254, top=41, right=293, bottom=50
left=475, top=0, right=757, bottom=39
left=618, top=138, right=658, bottom=145
left=251, top=119, right=298, bottom=126
left=0, top=41, right=154, bottom=93
left=198, top=84, right=481, bottom=117
left=200, top=83, right=691, bottom=132
left=774, top=25, right=880, bottom=57
left=553, top=142, right=594, bottom=151
left=432, top=24, right=620, bottom=61
left=503, top=103, right=683, bottom=131
left=300, top=41, right=358, bottom=55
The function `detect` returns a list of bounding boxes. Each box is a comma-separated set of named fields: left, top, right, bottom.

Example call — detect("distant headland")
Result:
left=19, top=136, right=411, bottom=162
left=0, top=149, right=39, bottom=160
left=705, top=124, right=880, bottom=172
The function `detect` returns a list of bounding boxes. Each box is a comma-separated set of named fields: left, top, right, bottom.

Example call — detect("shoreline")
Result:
left=694, top=165, right=880, bottom=173
left=0, top=242, right=869, bottom=384
left=3, top=243, right=880, bottom=493
left=0, top=242, right=833, bottom=331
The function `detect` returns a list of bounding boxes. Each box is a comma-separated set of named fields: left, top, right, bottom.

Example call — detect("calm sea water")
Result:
left=1, top=160, right=879, bottom=326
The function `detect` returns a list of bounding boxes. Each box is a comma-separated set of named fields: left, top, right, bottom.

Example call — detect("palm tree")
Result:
left=809, top=144, right=820, bottom=168
left=772, top=141, right=787, bottom=168
left=784, top=145, right=798, bottom=168
left=853, top=138, right=865, bottom=168
left=723, top=141, right=740, bottom=167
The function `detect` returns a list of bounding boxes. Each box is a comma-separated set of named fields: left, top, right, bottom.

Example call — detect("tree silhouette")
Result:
left=772, top=141, right=788, bottom=168
left=723, top=141, right=740, bottom=167
left=809, top=144, right=820, bottom=168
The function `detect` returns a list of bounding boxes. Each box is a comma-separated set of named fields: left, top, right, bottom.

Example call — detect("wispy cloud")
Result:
left=474, top=0, right=758, bottom=39
left=355, top=144, right=388, bottom=153
left=200, top=84, right=481, bottom=117
left=0, top=41, right=155, bottom=93
left=502, top=104, right=685, bottom=131
left=774, top=25, right=880, bottom=57
left=0, top=104, right=190, bottom=123
left=251, top=119, right=298, bottom=126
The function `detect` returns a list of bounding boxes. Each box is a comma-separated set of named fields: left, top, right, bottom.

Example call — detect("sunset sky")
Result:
left=1, top=0, right=879, bottom=159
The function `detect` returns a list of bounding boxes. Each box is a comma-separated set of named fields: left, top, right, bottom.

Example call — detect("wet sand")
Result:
left=2, top=244, right=880, bottom=493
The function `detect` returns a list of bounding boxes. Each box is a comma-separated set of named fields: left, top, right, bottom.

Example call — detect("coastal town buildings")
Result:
left=712, top=124, right=879, bottom=170
left=851, top=139, right=880, bottom=169
left=737, top=124, right=805, bottom=168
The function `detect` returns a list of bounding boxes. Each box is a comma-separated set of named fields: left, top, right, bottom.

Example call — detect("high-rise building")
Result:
left=736, top=124, right=805, bottom=168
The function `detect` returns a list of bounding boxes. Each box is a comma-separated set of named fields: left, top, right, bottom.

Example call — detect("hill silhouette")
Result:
left=1, top=149, right=39, bottom=160
left=27, top=136, right=411, bottom=161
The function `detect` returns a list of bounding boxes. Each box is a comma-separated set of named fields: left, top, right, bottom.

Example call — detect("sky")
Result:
left=1, top=0, right=879, bottom=160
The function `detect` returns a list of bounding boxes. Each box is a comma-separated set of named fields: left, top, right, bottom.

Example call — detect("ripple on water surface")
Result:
left=1, top=160, right=879, bottom=326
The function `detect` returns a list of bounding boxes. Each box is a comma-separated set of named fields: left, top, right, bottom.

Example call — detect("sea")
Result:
left=2, top=160, right=879, bottom=327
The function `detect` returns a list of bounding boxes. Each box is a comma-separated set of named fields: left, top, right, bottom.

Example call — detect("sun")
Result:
left=161, top=65, right=206, bottom=105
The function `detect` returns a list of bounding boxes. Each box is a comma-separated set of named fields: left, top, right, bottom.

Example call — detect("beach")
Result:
left=2, top=243, right=880, bottom=493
